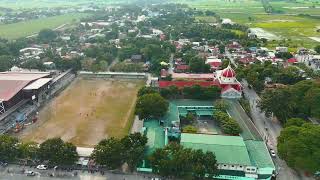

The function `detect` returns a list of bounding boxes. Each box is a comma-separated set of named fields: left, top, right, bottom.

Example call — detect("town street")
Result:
left=241, top=80, right=313, bottom=180
left=0, top=165, right=155, bottom=180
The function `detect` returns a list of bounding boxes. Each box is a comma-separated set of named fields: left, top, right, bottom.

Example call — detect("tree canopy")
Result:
left=91, top=133, right=147, bottom=170
left=38, top=138, right=78, bottom=166
left=135, top=93, right=169, bottom=119
left=0, top=135, right=19, bottom=162
left=149, top=143, right=218, bottom=179
left=259, top=80, right=320, bottom=123
left=213, top=110, right=242, bottom=135
left=277, top=122, right=320, bottom=173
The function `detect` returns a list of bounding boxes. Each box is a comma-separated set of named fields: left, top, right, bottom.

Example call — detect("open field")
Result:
left=184, top=0, right=320, bottom=48
left=0, top=13, right=89, bottom=39
left=18, top=78, right=145, bottom=147
left=0, top=0, right=127, bottom=9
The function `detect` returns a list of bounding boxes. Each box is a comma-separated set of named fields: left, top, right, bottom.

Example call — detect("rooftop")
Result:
left=172, top=73, right=213, bottom=80
left=245, top=140, right=275, bottom=169
left=180, top=133, right=252, bottom=166
left=0, top=72, right=49, bottom=81
left=23, top=78, right=52, bottom=90
left=0, top=72, right=50, bottom=101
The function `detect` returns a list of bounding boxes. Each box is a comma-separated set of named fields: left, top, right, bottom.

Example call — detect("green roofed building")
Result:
left=181, top=133, right=275, bottom=180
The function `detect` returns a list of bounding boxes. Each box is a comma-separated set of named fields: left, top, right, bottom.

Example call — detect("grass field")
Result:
left=0, top=13, right=89, bottom=40
left=18, top=78, right=145, bottom=147
left=185, top=0, right=320, bottom=48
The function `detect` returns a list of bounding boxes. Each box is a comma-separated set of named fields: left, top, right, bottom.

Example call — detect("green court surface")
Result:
left=143, top=120, right=165, bottom=156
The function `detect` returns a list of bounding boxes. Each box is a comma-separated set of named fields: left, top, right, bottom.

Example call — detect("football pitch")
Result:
left=19, top=78, right=145, bottom=147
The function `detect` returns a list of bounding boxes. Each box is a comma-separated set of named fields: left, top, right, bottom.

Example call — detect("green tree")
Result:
left=221, top=118, right=242, bottom=135
left=182, top=125, right=197, bottom=133
left=213, top=111, right=242, bottom=135
left=278, top=123, right=320, bottom=173
left=121, top=133, right=148, bottom=171
left=259, top=88, right=296, bottom=123
left=0, top=55, right=13, bottom=71
left=189, top=57, right=210, bottom=73
left=305, top=87, right=320, bottom=118
left=38, top=29, right=57, bottom=43
left=149, top=143, right=217, bottom=179
left=91, top=137, right=124, bottom=169
left=17, top=141, right=39, bottom=161
left=285, top=118, right=306, bottom=127
left=191, top=150, right=217, bottom=179
left=215, top=99, right=228, bottom=111
left=135, top=93, right=169, bottom=119
left=38, top=138, right=78, bottom=166
left=0, top=135, right=19, bottom=162
left=138, top=87, right=157, bottom=97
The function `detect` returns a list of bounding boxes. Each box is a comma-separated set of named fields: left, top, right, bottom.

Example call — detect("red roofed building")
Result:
left=174, top=64, right=189, bottom=73
left=206, top=56, right=222, bottom=70
left=213, top=65, right=242, bottom=98
left=159, top=65, right=242, bottom=98
left=287, top=58, right=298, bottom=64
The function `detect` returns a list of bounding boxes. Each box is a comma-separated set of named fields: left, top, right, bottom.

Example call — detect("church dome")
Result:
left=222, top=65, right=236, bottom=78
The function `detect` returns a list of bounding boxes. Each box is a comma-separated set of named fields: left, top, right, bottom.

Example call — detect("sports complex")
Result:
left=0, top=71, right=145, bottom=147
left=0, top=70, right=275, bottom=179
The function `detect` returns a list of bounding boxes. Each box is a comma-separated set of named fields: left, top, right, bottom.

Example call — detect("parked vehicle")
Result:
left=36, top=164, right=48, bottom=170
left=26, top=171, right=36, bottom=176
left=0, top=161, right=8, bottom=167
left=270, top=149, right=276, bottom=158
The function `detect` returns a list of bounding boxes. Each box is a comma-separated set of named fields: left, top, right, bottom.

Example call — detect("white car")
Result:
left=26, top=171, right=36, bottom=176
left=36, top=165, right=48, bottom=170
left=270, top=149, right=276, bottom=158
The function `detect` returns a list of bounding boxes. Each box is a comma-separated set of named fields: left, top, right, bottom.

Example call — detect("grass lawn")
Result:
left=0, top=13, right=89, bottom=39
left=18, top=78, right=145, bottom=147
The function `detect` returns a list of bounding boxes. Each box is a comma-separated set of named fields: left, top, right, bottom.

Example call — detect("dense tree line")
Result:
left=149, top=143, right=218, bottom=179
left=0, top=135, right=78, bottom=166
left=213, top=110, right=242, bottom=135
left=259, top=80, right=320, bottom=123
left=277, top=118, right=320, bottom=173
left=237, top=61, right=305, bottom=93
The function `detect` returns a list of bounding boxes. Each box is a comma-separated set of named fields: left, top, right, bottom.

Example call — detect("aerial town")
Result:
left=0, top=0, right=319, bottom=180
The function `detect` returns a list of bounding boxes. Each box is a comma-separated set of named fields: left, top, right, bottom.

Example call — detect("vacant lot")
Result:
left=0, top=13, right=89, bottom=39
left=19, top=78, right=145, bottom=147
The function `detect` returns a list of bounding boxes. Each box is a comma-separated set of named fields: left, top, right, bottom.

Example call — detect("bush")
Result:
left=182, top=125, right=197, bottom=133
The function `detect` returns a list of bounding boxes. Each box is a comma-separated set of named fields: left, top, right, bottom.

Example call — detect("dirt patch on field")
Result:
left=18, top=78, right=145, bottom=147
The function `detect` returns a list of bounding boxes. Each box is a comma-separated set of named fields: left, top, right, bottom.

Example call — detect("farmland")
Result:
left=178, top=0, right=320, bottom=48
left=0, top=13, right=89, bottom=39
left=18, top=78, right=145, bottom=147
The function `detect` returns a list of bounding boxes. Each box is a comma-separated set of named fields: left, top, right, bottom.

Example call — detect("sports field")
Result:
left=19, top=78, right=145, bottom=147
left=0, top=13, right=89, bottom=39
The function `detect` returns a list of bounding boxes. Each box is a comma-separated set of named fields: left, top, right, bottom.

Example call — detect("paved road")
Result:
left=168, top=53, right=174, bottom=74
left=0, top=165, right=155, bottom=180
left=241, top=80, right=314, bottom=180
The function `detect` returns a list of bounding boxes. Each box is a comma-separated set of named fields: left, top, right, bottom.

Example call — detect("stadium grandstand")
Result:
left=0, top=72, right=51, bottom=112
left=0, top=70, right=75, bottom=134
